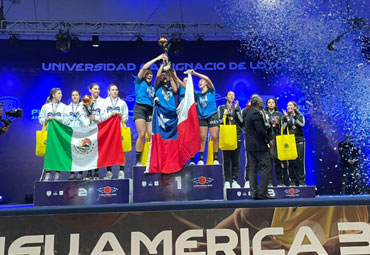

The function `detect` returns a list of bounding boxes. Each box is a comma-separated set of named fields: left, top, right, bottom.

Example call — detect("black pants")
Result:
left=222, top=141, right=241, bottom=183
left=248, top=150, right=271, bottom=197
left=288, top=141, right=305, bottom=186
left=341, top=164, right=360, bottom=195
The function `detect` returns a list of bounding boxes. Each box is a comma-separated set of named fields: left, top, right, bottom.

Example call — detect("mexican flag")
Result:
left=44, top=116, right=124, bottom=171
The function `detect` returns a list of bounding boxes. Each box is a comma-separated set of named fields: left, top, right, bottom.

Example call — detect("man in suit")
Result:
left=244, top=95, right=274, bottom=199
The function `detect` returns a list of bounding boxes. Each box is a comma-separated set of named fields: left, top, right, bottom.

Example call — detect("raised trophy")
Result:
left=82, top=95, right=94, bottom=115
left=158, top=36, right=172, bottom=72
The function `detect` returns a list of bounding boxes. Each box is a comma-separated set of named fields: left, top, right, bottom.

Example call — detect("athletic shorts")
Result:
left=134, top=103, right=153, bottom=122
left=199, top=112, right=219, bottom=128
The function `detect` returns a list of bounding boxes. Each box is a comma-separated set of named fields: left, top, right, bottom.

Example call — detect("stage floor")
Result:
left=1, top=195, right=370, bottom=216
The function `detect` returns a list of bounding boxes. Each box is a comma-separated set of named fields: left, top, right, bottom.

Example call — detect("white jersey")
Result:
left=39, top=102, right=67, bottom=128
left=83, top=96, right=105, bottom=125
left=63, top=102, right=89, bottom=128
left=102, top=96, right=129, bottom=124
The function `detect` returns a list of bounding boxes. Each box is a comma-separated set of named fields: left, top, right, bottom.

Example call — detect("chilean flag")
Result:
left=147, top=73, right=200, bottom=174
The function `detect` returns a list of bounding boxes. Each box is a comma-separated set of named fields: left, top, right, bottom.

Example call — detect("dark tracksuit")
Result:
left=218, top=104, right=243, bottom=183
left=283, top=112, right=306, bottom=186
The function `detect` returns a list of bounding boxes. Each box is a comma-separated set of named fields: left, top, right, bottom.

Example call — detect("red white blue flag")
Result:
left=147, top=73, right=200, bottom=174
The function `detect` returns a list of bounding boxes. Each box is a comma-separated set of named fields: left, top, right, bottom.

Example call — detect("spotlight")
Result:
left=9, top=34, right=19, bottom=46
left=56, top=30, right=71, bottom=53
left=0, top=194, right=4, bottom=204
left=92, top=35, right=99, bottom=48
left=196, top=36, right=204, bottom=45
left=170, top=38, right=184, bottom=56
left=136, top=36, right=144, bottom=46
left=71, top=36, right=81, bottom=48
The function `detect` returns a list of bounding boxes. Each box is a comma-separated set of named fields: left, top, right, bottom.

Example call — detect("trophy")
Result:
left=158, top=36, right=172, bottom=72
left=82, top=95, right=94, bottom=115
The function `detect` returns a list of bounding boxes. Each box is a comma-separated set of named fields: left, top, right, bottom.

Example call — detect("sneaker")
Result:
left=104, top=171, right=113, bottom=180
left=84, top=172, right=92, bottom=180
left=244, top=181, right=250, bottom=188
left=118, top=170, right=125, bottom=179
left=232, top=180, right=241, bottom=188
left=197, top=160, right=204, bottom=165
left=268, top=183, right=273, bottom=188
left=43, top=172, right=51, bottom=182
left=224, top=182, right=231, bottom=189
left=136, top=162, right=143, bottom=167
left=189, top=162, right=195, bottom=166
left=68, top=173, right=75, bottom=180
left=93, top=172, right=100, bottom=180
left=53, top=172, right=60, bottom=181
left=76, top=173, right=83, bottom=180
left=213, top=160, right=220, bottom=165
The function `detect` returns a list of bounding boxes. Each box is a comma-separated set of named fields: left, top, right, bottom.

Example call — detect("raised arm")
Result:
left=189, top=69, right=214, bottom=90
left=155, top=64, right=164, bottom=87
left=138, top=54, right=167, bottom=80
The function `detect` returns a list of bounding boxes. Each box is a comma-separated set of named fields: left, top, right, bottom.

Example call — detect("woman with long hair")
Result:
left=102, top=84, right=129, bottom=180
left=190, top=69, right=219, bottom=165
left=64, top=90, right=89, bottom=180
left=218, top=91, right=243, bottom=188
left=84, top=83, right=105, bottom=180
left=282, top=101, right=306, bottom=186
left=134, top=54, right=167, bottom=166
left=39, top=88, right=66, bottom=181
left=264, top=98, right=288, bottom=186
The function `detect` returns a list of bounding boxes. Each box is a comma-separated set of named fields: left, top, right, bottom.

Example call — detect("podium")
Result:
left=133, top=165, right=224, bottom=203
left=227, top=186, right=316, bottom=200
left=34, top=179, right=130, bottom=206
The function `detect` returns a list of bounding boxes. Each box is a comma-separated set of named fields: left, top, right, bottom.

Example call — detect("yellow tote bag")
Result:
left=206, top=136, right=214, bottom=165
left=219, top=115, right=237, bottom=150
left=140, top=134, right=150, bottom=166
left=276, top=126, right=298, bottom=161
left=36, top=124, right=47, bottom=157
left=121, top=122, right=132, bottom=152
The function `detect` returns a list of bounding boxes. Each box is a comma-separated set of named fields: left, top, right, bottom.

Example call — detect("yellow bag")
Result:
left=140, top=134, right=150, bottom=166
left=121, top=122, right=132, bottom=152
left=219, top=115, right=237, bottom=150
left=276, top=126, right=298, bottom=161
left=36, top=124, right=47, bottom=157
left=206, top=136, right=214, bottom=165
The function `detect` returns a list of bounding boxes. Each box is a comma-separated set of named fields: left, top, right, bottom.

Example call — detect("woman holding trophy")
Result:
left=134, top=53, right=167, bottom=166
left=102, top=84, right=129, bottom=180
left=39, top=88, right=66, bottom=181
left=83, top=83, right=105, bottom=180
left=64, top=90, right=89, bottom=180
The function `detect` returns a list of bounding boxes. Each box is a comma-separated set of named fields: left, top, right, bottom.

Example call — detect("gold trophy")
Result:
left=158, top=36, right=172, bottom=72
left=82, top=95, right=94, bottom=115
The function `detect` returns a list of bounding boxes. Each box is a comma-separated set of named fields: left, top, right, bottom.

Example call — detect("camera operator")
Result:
left=0, top=105, right=24, bottom=136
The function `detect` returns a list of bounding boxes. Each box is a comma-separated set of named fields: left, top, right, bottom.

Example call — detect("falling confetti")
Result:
left=217, top=0, right=370, bottom=193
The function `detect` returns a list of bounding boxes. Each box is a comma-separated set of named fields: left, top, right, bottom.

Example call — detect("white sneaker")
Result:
left=104, top=171, right=113, bottom=180
left=53, top=172, right=60, bottom=181
left=244, top=181, right=250, bottom=188
left=232, top=180, right=241, bottom=188
left=197, top=160, right=204, bottom=165
left=224, top=182, right=231, bottom=189
left=213, top=160, right=220, bottom=165
left=43, top=172, right=51, bottom=182
left=76, top=173, right=83, bottom=180
left=136, top=162, right=143, bottom=167
left=189, top=162, right=195, bottom=165
left=118, top=170, right=125, bottom=179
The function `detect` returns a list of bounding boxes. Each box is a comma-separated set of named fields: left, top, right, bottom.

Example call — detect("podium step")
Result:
left=34, top=179, right=130, bottom=206
left=133, top=165, right=224, bottom=203
left=227, top=186, right=316, bottom=200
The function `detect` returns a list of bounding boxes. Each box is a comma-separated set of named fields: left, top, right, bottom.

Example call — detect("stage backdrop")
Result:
left=0, top=40, right=342, bottom=203
left=0, top=205, right=369, bottom=254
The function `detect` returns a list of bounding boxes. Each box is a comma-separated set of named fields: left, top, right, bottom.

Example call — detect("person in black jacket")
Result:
left=244, top=95, right=274, bottom=199
left=218, top=91, right=243, bottom=189
left=338, top=134, right=361, bottom=195
left=282, top=101, right=306, bottom=186
left=264, top=98, right=288, bottom=186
